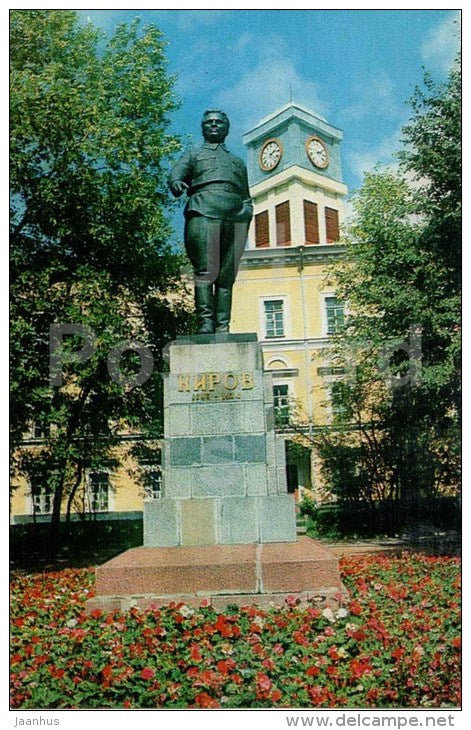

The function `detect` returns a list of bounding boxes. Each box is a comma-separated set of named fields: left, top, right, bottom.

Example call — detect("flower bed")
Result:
left=10, top=553, right=460, bottom=709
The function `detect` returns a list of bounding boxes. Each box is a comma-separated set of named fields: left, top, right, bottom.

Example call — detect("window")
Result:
left=330, top=382, right=351, bottom=421
left=255, top=210, right=270, bottom=247
left=32, top=422, right=47, bottom=439
left=275, top=201, right=291, bottom=246
left=303, top=200, right=320, bottom=245
left=273, top=384, right=290, bottom=426
left=31, top=481, right=53, bottom=515
left=325, top=296, right=345, bottom=335
left=143, top=469, right=162, bottom=500
left=88, top=472, right=109, bottom=512
left=264, top=300, right=284, bottom=338
left=317, top=366, right=346, bottom=376
left=325, top=207, right=340, bottom=243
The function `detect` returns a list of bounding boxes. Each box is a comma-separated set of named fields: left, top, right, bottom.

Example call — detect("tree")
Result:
left=10, top=10, right=194, bottom=547
left=308, top=58, right=461, bottom=526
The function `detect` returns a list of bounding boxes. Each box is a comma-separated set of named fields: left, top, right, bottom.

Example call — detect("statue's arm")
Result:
left=237, top=165, right=254, bottom=221
left=168, top=150, right=193, bottom=197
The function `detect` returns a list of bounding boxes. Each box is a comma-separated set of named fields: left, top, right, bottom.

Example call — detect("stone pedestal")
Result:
left=88, top=333, right=347, bottom=612
left=144, top=334, right=297, bottom=547
left=86, top=537, right=348, bottom=612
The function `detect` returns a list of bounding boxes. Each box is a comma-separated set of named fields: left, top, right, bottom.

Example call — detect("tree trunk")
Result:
left=66, top=461, right=83, bottom=522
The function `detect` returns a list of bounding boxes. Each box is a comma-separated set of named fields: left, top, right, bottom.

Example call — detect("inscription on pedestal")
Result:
left=177, top=371, right=254, bottom=401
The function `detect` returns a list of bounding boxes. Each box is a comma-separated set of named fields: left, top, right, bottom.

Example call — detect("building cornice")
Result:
left=240, top=244, right=347, bottom=269
left=249, top=164, right=348, bottom=199
left=265, top=368, right=299, bottom=378
left=260, top=337, right=333, bottom=350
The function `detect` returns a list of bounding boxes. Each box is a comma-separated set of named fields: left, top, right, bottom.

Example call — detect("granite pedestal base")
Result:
left=86, top=537, right=348, bottom=612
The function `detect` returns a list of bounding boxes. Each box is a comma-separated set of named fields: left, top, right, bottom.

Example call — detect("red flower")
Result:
left=349, top=658, right=372, bottom=679
left=140, top=667, right=155, bottom=681
left=194, top=691, right=220, bottom=709
left=190, top=644, right=202, bottom=662
left=48, top=666, right=65, bottom=679
left=349, top=600, right=363, bottom=616
left=217, top=658, right=236, bottom=674
left=366, top=688, right=380, bottom=702
left=194, top=670, right=222, bottom=688
left=271, top=689, right=282, bottom=702
left=451, top=637, right=461, bottom=649
left=101, top=665, right=113, bottom=680
left=392, top=647, right=405, bottom=661
left=306, top=665, right=320, bottom=678
left=256, top=671, right=272, bottom=692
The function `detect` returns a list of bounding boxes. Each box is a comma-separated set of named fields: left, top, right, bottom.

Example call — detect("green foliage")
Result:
left=10, top=11, right=180, bottom=287
left=10, top=554, right=461, bottom=708
left=300, top=499, right=460, bottom=541
left=10, top=10, right=194, bottom=537
left=316, top=58, right=461, bottom=515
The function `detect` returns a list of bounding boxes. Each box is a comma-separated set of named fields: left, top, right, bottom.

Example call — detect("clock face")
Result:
left=306, top=135, right=329, bottom=169
left=259, top=138, right=283, bottom=171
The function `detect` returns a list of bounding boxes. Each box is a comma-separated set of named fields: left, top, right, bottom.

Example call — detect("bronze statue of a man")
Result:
left=168, top=110, right=253, bottom=334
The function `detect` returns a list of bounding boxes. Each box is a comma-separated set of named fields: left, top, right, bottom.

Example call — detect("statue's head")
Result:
left=201, top=110, right=230, bottom=143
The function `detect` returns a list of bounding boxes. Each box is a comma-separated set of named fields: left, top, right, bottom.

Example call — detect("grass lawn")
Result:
left=10, top=552, right=460, bottom=709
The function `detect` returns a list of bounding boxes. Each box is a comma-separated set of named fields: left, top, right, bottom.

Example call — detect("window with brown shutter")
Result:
left=325, top=207, right=340, bottom=243
left=303, top=200, right=320, bottom=245
left=254, top=210, right=270, bottom=248
left=275, top=201, right=291, bottom=246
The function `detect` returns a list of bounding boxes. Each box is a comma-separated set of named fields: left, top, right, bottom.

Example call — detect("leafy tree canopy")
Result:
left=11, top=9, right=181, bottom=291
left=10, top=10, right=194, bottom=536
left=308, top=58, right=461, bottom=516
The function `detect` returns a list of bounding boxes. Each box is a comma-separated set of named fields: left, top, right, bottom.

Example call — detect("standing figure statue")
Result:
left=168, top=110, right=253, bottom=334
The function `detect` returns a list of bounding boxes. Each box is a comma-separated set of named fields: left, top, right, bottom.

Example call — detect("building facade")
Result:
left=231, top=102, right=348, bottom=498
left=10, top=102, right=347, bottom=524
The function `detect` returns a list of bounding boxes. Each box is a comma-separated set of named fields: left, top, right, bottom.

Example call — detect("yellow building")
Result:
left=11, top=102, right=347, bottom=524
left=232, top=102, right=348, bottom=499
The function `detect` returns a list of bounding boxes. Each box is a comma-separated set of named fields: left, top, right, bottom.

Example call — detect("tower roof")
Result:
left=243, top=101, right=342, bottom=147
left=255, top=101, right=327, bottom=127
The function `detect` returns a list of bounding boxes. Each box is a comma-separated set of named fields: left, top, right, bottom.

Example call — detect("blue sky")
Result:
left=76, top=8, right=460, bottom=200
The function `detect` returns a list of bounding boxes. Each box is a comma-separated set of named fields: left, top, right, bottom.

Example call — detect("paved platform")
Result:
left=86, top=536, right=348, bottom=612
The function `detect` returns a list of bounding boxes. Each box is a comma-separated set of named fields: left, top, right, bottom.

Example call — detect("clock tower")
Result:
left=243, top=101, right=347, bottom=248
left=231, top=102, right=349, bottom=501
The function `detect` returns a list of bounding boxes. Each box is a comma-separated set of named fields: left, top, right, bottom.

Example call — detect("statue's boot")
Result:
left=214, top=286, right=232, bottom=333
left=195, top=284, right=214, bottom=334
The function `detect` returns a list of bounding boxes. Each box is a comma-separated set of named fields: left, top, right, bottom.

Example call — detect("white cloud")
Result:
left=421, top=11, right=461, bottom=73
left=347, top=127, right=403, bottom=182
left=213, top=36, right=329, bottom=138
left=76, top=9, right=133, bottom=34
left=174, top=10, right=226, bottom=32
left=340, top=72, right=399, bottom=122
